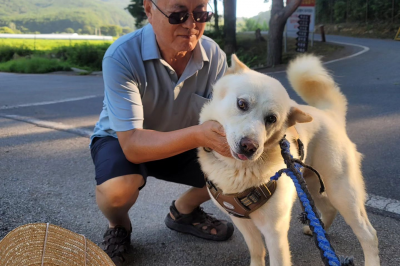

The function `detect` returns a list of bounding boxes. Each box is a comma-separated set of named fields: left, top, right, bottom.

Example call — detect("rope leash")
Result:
left=270, top=137, right=354, bottom=266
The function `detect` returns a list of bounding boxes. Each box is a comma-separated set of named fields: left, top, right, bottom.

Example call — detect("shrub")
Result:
left=0, top=57, right=71, bottom=73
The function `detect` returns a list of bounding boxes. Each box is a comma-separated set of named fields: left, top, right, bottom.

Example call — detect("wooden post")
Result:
left=320, top=25, right=326, bottom=42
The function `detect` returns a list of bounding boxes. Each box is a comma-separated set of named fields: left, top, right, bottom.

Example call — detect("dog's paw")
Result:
left=302, top=225, right=313, bottom=236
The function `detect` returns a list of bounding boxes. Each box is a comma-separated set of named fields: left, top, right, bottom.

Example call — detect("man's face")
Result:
left=145, top=0, right=209, bottom=54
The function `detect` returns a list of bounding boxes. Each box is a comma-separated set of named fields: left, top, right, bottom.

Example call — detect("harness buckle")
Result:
left=240, top=189, right=261, bottom=207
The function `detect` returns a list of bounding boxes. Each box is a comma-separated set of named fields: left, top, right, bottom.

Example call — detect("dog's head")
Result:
left=201, top=55, right=312, bottom=162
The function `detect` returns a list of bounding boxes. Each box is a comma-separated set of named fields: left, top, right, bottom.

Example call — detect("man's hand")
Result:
left=197, top=121, right=232, bottom=158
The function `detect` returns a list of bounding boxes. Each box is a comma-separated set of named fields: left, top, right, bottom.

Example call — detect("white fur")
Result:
left=198, top=55, right=380, bottom=266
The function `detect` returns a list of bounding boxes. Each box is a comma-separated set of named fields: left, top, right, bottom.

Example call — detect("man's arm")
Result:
left=117, top=121, right=230, bottom=164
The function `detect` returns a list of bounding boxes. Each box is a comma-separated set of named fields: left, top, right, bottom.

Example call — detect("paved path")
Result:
left=1, top=35, right=399, bottom=265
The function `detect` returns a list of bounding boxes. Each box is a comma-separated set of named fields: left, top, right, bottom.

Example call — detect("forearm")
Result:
left=119, top=126, right=202, bottom=164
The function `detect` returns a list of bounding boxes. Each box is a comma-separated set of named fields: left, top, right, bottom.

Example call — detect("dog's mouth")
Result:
left=231, top=150, right=249, bottom=161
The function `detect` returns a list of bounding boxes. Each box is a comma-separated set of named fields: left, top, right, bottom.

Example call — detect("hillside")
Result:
left=0, top=0, right=135, bottom=33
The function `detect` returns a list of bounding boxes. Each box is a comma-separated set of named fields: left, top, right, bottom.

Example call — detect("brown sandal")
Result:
left=164, top=201, right=234, bottom=241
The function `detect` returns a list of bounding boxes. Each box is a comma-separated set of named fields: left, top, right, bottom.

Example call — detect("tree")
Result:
left=213, top=0, right=220, bottom=33
left=126, top=0, right=147, bottom=29
left=223, top=0, right=237, bottom=56
left=65, top=28, right=75, bottom=33
left=0, top=26, right=14, bottom=34
left=267, top=0, right=302, bottom=67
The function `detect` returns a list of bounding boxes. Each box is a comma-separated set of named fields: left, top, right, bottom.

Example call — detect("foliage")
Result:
left=126, top=0, right=148, bottom=29
left=0, top=57, right=71, bottom=73
left=0, top=27, right=15, bottom=34
left=316, top=0, right=400, bottom=24
left=0, top=45, right=35, bottom=62
left=100, top=25, right=124, bottom=37
left=65, top=28, right=75, bottom=33
left=239, top=18, right=269, bottom=32
left=54, top=43, right=111, bottom=70
left=0, top=39, right=112, bottom=71
left=0, top=0, right=134, bottom=34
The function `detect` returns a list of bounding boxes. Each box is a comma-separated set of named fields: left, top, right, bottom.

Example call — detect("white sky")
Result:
left=213, top=0, right=272, bottom=18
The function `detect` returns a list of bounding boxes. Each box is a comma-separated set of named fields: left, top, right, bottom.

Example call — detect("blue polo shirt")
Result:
left=91, top=24, right=227, bottom=144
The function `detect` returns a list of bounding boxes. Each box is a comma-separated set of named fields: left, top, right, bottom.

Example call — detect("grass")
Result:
left=0, top=38, right=112, bottom=51
left=0, top=57, right=71, bottom=73
left=0, top=38, right=112, bottom=71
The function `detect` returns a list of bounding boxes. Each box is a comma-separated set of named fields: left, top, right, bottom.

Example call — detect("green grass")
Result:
left=0, top=57, right=71, bottom=73
left=0, top=38, right=113, bottom=71
left=0, top=38, right=113, bottom=51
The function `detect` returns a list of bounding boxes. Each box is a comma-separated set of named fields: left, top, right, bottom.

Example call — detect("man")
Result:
left=90, top=0, right=234, bottom=264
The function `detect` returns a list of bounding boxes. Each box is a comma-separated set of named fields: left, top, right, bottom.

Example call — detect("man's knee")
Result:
left=96, top=174, right=144, bottom=208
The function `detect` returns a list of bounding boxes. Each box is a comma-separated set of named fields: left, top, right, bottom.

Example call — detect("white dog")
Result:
left=198, top=55, right=380, bottom=266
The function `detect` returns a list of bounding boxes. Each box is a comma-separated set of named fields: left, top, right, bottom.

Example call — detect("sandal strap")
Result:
left=170, top=201, right=221, bottom=230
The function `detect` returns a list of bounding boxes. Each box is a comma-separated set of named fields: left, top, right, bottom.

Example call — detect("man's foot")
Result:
left=100, top=225, right=132, bottom=265
left=164, top=201, right=234, bottom=241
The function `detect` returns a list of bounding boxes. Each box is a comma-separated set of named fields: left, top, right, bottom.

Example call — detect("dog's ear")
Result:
left=225, top=54, right=250, bottom=76
left=287, top=107, right=313, bottom=127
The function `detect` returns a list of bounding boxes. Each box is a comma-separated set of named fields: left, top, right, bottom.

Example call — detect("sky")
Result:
left=213, top=0, right=272, bottom=18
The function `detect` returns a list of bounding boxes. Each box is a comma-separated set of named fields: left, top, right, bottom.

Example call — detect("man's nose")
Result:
left=239, top=137, right=259, bottom=157
left=182, top=13, right=196, bottom=29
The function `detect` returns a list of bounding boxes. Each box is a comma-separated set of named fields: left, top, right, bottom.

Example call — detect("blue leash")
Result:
left=270, top=137, right=354, bottom=266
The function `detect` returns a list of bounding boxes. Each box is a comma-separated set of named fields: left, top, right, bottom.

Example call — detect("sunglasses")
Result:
left=150, top=0, right=214, bottom=25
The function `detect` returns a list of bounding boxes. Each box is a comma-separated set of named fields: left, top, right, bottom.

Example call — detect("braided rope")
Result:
left=270, top=138, right=354, bottom=266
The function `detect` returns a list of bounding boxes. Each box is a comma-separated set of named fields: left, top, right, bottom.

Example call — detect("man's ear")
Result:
left=225, top=54, right=250, bottom=76
left=143, top=0, right=153, bottom=23
left=287, top=107, right=313, bottom=127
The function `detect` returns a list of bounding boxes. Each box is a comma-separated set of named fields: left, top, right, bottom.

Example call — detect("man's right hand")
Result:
left=197, top=121, right=232, bottom=158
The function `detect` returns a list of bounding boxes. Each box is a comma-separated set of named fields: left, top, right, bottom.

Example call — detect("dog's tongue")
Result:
left=238, top=154, right=248, bottom=160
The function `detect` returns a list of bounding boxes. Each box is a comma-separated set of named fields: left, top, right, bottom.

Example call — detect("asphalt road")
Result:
left=1, top=35, right=400, bottom=266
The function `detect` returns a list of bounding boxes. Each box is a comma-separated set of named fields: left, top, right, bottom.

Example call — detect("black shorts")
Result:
left=90, top=137, right=206, bottom=189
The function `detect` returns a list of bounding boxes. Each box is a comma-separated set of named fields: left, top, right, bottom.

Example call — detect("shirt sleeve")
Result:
left=103, top=56, right=144, bottom=132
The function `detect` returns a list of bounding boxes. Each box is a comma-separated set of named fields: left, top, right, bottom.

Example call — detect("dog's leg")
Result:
left=319, top=162, right=380, bottom=266
left=302, top=169, right=337, bottom=235
left=252, top=177, right=295, bottom=266
left=231, top=217, right=266, bottom=266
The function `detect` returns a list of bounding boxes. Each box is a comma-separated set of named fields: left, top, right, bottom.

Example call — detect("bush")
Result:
left=0, top=57, right=71, bottom=73
left=0, top=45, right=36, bottom=62
left=53, top=42, right=111, bottom=70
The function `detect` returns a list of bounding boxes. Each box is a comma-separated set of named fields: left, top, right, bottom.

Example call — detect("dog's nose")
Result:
left=239, top=137, right=259, bottom=156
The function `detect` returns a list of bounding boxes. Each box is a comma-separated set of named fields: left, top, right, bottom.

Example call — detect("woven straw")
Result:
left=0, top=223, right=115, bottom=266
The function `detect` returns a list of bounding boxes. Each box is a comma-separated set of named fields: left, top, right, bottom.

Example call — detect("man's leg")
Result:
left=174, top=186, right=210, bottom=214
left=96, top=174, right=145, bottom=231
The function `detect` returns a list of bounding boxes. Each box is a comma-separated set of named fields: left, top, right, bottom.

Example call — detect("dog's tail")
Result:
left=287, top=55, right=347, bottom=119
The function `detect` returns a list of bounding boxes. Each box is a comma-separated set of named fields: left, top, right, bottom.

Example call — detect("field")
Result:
left=0, top=38, right=113, bottom=73
left=0, top=38, right=113, bottom=51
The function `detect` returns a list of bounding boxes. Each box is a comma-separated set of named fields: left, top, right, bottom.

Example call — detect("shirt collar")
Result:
left=141, top=24, right=209, bottom=64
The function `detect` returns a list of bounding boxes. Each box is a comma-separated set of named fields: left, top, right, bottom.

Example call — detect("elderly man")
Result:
left=90, top=0, right=234, bottom=264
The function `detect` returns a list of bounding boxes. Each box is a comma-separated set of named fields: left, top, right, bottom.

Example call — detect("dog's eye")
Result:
left=237, top=99, right=248, bottom=111
left=265, top=115, right=277, bottom=124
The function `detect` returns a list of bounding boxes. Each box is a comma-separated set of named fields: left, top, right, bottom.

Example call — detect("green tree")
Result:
left=65, top=28, right=75, bottom=33
left=82, top=25, right=93, bottom=35
left=0, top=26, right=14, bottom=34
left=126, top=0, right=147, bottom=29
